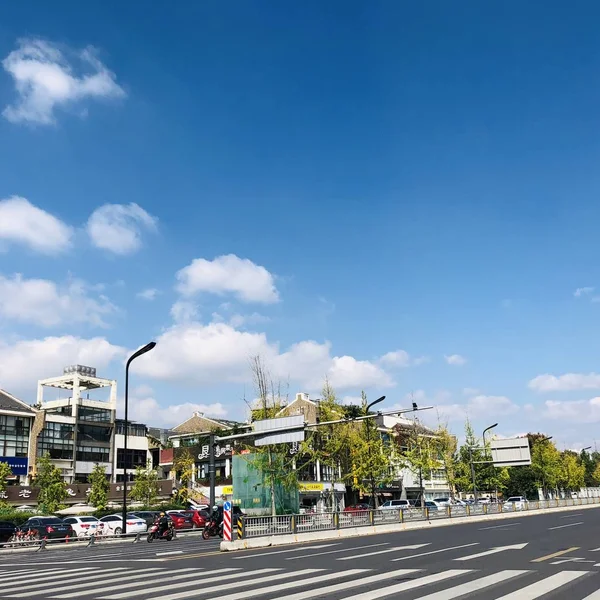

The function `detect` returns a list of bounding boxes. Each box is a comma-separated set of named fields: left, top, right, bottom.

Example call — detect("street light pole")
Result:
left=365, top=396, right=385, bottom=509
left=482, top=423, right=498, bottom=501
left=539, top=436, right=553, bottom=500
left=122, top=342, right=156, bottom=536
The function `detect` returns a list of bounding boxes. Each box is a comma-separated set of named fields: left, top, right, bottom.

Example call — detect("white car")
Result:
left=62, top=516, right=105, bottom=538
left=432, top=497, right=452, bottom=508
left=380, top=500, right=413, bottom=510
left=99, top=514, right=147, bottom=536
left=504, top=496, right=528, bottom=511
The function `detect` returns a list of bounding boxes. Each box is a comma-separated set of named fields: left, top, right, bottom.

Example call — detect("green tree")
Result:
left=558, top=451, right=585, bottom=492
left=530, top=434, right=562, bottom=498
left=130, top=461, right=159, bottom=506
left=173, top=448, right=195, bottom=503
left=581, top=449, right=597, bottom=486
left=87, top=464, right=110, bottom=510
left=0, top=462, right=12, bottom=493
left=33, top=454, right=67, bottom=514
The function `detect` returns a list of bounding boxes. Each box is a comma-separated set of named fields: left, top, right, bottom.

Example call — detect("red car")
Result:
left=167, top=512, right=194, bottom=530
left=180, top=509, right=210, bottom=529
left=344, top=504, right=371, bottom=514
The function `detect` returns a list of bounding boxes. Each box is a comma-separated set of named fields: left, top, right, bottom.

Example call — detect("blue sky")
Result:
left=1, top=1, right=600, bottom=447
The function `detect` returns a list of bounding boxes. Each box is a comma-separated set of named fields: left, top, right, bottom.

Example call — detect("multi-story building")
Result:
left=113, top=419, right=151, bottom=482
left=32, top=365, right=117, bottom=483
left=0, top=389, right=36, bottom=484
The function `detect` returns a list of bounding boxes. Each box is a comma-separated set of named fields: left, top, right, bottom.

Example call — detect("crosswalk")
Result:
left=1, top=565, right=600, bottom=599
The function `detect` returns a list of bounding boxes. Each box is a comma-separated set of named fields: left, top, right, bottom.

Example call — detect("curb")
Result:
left=220, top=503, right=600, bottom=552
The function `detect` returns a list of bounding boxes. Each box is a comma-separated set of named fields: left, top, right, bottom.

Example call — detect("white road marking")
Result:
left=560, top=513, right=583, bottom=518
left=337, top=544, right=430, bottom=561
left=233, top=543, right=339, bottom=559
left=0, top=567, right=98, bottom=584
left=582, top=588, right=600, bottom=599
left=285, top=543, right=387, bottom=560
left=494, top=570, right=590, bottom=599
left=254, top=569, right=422, bottom=600
left=99, top=568, right=306, bottom=600
left=391, top=543, right=479, bottom=562
left=414, top=570, right=531, bottom=600
left=155, top=551, right=183, bottom=556
left=202, top=569, right=369, bottom=600
left=479, top=523, right=520, bottom=530
left=548, top=521, right=584, bottom=530
left=454, top=543, right=528, bottom=561
left=344, top=570, right=473, bottom=599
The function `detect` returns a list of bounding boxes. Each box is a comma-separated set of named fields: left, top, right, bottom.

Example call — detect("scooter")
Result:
left=202, top=519, right=223, bottom=540
left=147, top=522, right=174, bottom=543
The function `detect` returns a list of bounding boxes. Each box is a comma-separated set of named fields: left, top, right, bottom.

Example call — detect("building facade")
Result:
left=0, top=389, right=36, bottom=485
left=113, top=419, right=151, bottom=482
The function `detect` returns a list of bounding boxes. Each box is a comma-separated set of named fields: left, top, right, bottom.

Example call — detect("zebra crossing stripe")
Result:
left=345, top=570, right=473, bottom=599
left=494, top=571, right=590, bottom=599
left=582, top=588, right=600, bottom=599
left=5, top=568, right=134, bottom=597
left=0, top=567, right=100, bottom=584
left=413, top=570, right=531, bottom=600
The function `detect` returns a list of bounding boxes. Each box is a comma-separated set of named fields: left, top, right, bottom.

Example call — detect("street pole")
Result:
left=208, top=432, right=216, bottom=508
left=482, top=423, right=498, bottom=502
left=121, top=341, right=156, bottom=536
left=539, top=436, right=552, bottom=500
left=365, top=396, right=385, bottom=509
left=469, top=446, right=477, bottom=503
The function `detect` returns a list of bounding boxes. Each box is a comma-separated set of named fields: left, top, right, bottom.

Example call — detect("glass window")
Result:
left=116, top=448, right=147, bottom=469
left=115, top=422, right=147, bottom=437
left=77, top=424, right=111, bottom=443
left=76, top=446, right=110, bottom=463
left=78, top=407, right=112, bottom=422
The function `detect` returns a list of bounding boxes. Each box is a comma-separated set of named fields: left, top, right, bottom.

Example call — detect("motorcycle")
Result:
left=202, top=518, right=223, bottom=540
left=147, top=522, right=174, bottom=543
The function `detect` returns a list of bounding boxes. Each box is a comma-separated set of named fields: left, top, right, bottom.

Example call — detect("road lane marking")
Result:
left=285, top=543, right=389, bottom=560
left=337, top=544, right=429, bottom=561
left=343, top=570, right=472, bottom=600
left=391, top=543, right=479, bottom=562
left=531, top=547, right=580, bottom=562
left=232, top=543, right=340, bottom=559
left=0, top=567, right=98, bottom=584
left=246, top=569, right=423, bottom=600
left=454, top=543, right=528, bottom=561
left=163, top=550, right=221, bottom=560
left=155, top=551, right=183, bottom=556
left=548, top=521, right=584, bottom=530
left=560, top=513, right=583, bottom=518
left=99, top=568, right=281, bottom=599
left=411, top=570, right=531, bottom=600
left=479, top=523, right=520, bottom=530
left=493, top=570, right=589, bottom=599
left=583, top=587, right=600, bottom=597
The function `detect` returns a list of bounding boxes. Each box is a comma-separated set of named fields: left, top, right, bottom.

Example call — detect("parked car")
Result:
left=504, top=496, right=528, bottom=511
left=99, top=514, right=147, bottom=536
left=180, top=509, right=210, bottom=528
left=423, top=501, right=439, bottom=512
left=131, top=511, right=161, bottom=528
left=432, top=497, right=452, bottom=507
left=0, top=521, right=17, bottom=545
left=19, top=517, right=74, bottom=541
left=62, top=516, right=105, bottom=538
left=344, top=504, right=371, bottom=513
left=380, top=500, right=413, bottom=510
left=168, top=512, right=194, bottom=530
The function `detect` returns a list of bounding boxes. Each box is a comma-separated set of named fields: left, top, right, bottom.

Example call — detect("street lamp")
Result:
left=365, top=396, right=385, bottom=509
left=122, top=342, right=156, bottom=535
left=481, top=423, right=498, bottom=501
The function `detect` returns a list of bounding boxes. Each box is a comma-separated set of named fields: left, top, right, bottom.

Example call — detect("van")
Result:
left=380, top=499, right=412, bottom=510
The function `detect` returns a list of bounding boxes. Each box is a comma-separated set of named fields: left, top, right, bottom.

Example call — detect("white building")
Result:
left=33, top=365, right=117, bottom=483
left=113, top=419, right=151, bottom=482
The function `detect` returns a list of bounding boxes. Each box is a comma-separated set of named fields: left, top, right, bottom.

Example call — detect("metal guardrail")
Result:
left=236, top=496, right=600, bottom=539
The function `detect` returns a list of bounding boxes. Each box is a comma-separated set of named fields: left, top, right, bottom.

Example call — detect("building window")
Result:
left=116, top=448, right=148, bottom=469
left=78, top=424, right=111, bottom=443
left=38, top=441, right=73, bottom=460
left=0, top=415, right=31, bottom=437
left=76, top=446, right=110, bottom=463
left=40, top=422, right=74, bottom=440
left=115, top=422, right=147, bottom=437
left=78, top=407, right=113, bottom=422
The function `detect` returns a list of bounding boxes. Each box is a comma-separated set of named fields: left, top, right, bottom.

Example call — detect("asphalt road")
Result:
left=2, top=507, right=600, bottom=598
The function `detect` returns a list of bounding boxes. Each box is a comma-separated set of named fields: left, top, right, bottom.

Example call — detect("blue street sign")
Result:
left=223, top=501, right=232, bottom=512
left=0, top=457, right=28, bottom=476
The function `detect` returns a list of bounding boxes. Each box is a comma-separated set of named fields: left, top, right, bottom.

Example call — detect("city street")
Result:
left=1, top=506, right=600, bottom=598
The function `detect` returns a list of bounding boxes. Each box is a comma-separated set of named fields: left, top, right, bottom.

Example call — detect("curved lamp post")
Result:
left=122, top=342, right=156, bottom=535
left=365, top=396, right=386, bottom=509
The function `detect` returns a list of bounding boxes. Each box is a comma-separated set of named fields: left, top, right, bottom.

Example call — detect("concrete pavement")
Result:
left=1, top=506, right=600, bottom=598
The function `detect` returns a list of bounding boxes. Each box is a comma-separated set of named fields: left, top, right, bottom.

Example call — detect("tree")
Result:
left=0, top=462, right=12, bottom=493
left=88, top=464, right=109, bottom=510
left=130, top=461, right=160, bottom=506
left=34, top=454, right=67, bottom=514
left=173, top=449, right=195, bottom=503
left=581, top=449, right=597, bottom=487
left=530, top=434, right=562, bottom=498
left=558, top=451, right=585, bottom=492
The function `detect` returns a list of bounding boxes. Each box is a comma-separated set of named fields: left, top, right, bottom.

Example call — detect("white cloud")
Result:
left=528, top=373, right=600, bottom=393
left=379, top=350, right=429, bottom=368
left=175, top=254, right=279, bottom=304
left=137, top=288, right=159, bottom=301
left=463, top=387, right=480, bottom=396
left=0, top=196, right=73, bottom=254
left=574, top=287, right=595, bottom=297
left=117, top=387, right=227, bottom=427
left=444, top=354, right=467, bottom=366
left=132, top=321, right=394, bottom=391
left=2, top=38, right=125, bottom=125
left=170, top=301, right=199, bottom=324
left=0, top=274, right=117, bottom=327
left=86, top=203, right=157, bottom=255
left=213, top=312, right=271, bottom=328
left=341, top=395, right=363, bottom=406
left=0, top=335, right=124, bottom=396
left=543, top=398, right=600, bottom=423
left=435, top=395, right=519, bottom=422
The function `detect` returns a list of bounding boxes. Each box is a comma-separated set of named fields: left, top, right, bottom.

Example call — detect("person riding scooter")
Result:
left=156, top=512, right=170, bottom=537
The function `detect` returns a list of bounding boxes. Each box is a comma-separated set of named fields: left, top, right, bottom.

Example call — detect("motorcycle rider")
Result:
left=156, top=511, right=170, bottom=537
left=210, top=504, right=223, bottom=533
